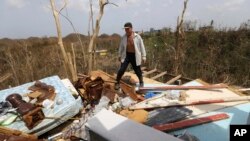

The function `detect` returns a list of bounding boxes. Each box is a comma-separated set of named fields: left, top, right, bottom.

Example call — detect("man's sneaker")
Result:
left=114, top=83, right=120, bottom=90
left=139, top=82, right=144, bottom=87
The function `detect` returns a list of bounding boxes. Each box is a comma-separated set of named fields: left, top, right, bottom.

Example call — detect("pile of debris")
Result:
left=0, top=70, right=250, bottom=141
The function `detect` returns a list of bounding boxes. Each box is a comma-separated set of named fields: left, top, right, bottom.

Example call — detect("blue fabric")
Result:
left=144, top=92, right=157, bottom=99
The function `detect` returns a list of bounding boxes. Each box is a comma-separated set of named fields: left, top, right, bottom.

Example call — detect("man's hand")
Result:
left=142, top=58, right=146, bottom=64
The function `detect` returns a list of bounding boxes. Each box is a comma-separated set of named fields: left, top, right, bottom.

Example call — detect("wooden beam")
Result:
left=165, top=75, right=182, bottom=84
left=153, top=113, right=229, bottom=132
left=138, top=84, right=228, bottom=93
left=0, top=73, right=11, bottom=83
left=129, top=66, right=147, bottom=73
left=238, top=88, right=250, bottom=92
left=141, top=67, right=147, bottom=71
left=165, top=73, right=193, bottom=82
left=0, top=126, right=38, bottom=140
left=129, top=95, right=250, bottom=110
left=151, top=71, right=167, bottom=80
left=142, top=68, right=157, bottom=76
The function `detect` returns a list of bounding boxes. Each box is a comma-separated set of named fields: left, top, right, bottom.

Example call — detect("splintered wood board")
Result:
left=90, top=70, right=116, bottom=81
left=123, top=72, right=162, bottom=84
left=153, top=113, right=229, bottom=132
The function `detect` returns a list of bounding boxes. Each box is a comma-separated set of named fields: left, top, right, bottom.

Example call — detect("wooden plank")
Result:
left=141, top=67, right=147, bottom=71
left=142, top=68, right=157, bottom=76
left=0, top=126, right=38, bottom=140
left=165, top=73, right=193, bottom=82
left=165, top=75, right=182, bottom=84
left=238, top=88, right=250, bottom=92
left=124, top=72, right=162, bottom=84
left=130, top=67, right=147, bottom=73
left=0, top=73, right=11, bottom=83
left=153, top=113, right=229, bottom=132
left=138, top=84, right=228, bottom=93
left=129, top=95, right=250, bottom=110
left=179, top=83, right=248, bottom=116
left=151, top=71, right=167, bottom=80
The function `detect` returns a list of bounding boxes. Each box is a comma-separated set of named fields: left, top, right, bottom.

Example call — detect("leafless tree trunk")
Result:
left=173, top=0, right=188, bottom=75
left=87, top=0, right=117, bottom=74
left=88, top=0, right=95, bottom=36
left=50, top=0, right=77, bottom=81
left=71, top=43, right=77, bottom=78
left=58, top=8, right=87, bottom=69
left=88, top=0, right=97, bottom=71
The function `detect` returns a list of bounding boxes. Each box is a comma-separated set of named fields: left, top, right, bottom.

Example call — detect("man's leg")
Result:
left=130, top=55, right=143, bottom=86
left=115, top=58, right=129, bottom=89
left=134, top=66, right=143, bottom=86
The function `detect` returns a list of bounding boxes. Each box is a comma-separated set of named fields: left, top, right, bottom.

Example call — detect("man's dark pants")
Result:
left=116, top=52, right=143, bottom=84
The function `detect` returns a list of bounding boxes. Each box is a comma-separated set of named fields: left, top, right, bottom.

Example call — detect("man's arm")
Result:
left=118, top=37, right=124, bottom=62
left=139, top=36, right=146, bottom=63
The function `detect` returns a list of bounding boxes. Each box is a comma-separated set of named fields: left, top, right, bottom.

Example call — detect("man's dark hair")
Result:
left=124, top=22, right=133, bottom=28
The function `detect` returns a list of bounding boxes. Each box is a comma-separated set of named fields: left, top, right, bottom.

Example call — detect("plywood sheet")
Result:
left=183, top=83, right=248, bottom=116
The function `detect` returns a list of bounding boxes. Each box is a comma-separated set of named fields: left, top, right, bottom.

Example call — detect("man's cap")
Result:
left=124, top=22, right=133, bottom=29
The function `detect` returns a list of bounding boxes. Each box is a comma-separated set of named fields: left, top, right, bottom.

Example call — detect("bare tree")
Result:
left=58, top=8, right=87, bottom=69
left=173, top=0, right=188, bottom=75
left=88, top=0, right=95, bottom=36
left=87, top=0, right=117, bottom=74
left=50, top=0, right=77, bottom=81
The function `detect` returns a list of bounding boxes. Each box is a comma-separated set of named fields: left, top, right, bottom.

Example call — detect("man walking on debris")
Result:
left=115, top=22, right=146, bottom=90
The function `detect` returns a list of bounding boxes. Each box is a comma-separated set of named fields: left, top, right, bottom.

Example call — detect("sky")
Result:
left=0, top=0, right=249, bottom=39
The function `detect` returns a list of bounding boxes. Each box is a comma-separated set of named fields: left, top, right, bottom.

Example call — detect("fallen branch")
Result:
left=0, top=73, right=12, bottom=83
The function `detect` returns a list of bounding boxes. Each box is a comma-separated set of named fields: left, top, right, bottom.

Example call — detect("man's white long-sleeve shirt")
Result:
left=118, top=33, right=146, bottom=66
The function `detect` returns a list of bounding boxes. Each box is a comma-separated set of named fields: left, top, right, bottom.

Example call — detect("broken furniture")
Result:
left=28, top=81, right=56, bottom=104
left=76, top=71, right=143, bottom=105
left=6, top=93, right=45, bottom=129
left=0, top=76, right=82, bottom=136
left=75, top=75, right=104, bottom=105
left=90, top=70, right=145, bottom=101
